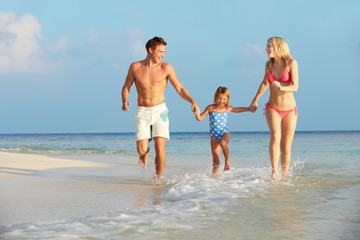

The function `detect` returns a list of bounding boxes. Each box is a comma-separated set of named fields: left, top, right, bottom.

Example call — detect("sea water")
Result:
left=0, top=131, right=359, bottom=239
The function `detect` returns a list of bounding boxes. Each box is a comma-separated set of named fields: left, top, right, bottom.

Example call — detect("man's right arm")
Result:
left=122, top=64, right=136, bottom=111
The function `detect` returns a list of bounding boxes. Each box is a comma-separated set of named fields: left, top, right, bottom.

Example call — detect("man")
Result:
left=121, top=36, right=199, bottom=181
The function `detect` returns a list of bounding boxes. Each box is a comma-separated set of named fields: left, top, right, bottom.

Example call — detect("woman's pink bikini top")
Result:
left=267, top=69, right=291, bottom=84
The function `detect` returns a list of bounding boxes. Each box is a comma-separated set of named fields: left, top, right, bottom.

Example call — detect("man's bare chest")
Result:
left=134, top=68, right=168, bottom=84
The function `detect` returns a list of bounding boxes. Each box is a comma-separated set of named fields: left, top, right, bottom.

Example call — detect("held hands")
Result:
left=191, top=102, right=200, bottom=116
left=122, top=101, right=131, bottom=111
left=249, top=103, right=258, bottom=113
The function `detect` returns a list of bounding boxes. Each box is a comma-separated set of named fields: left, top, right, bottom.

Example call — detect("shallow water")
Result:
left=1, top=131, right=359, bottom=239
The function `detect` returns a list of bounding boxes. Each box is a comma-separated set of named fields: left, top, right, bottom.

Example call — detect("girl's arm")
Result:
left=230, top=106, right=250, bottom=113
left=196, top=105, right=212, bottom=121
left=272, top=59, right=299, bottom=92
left=250, top=64, right=270, bottom=112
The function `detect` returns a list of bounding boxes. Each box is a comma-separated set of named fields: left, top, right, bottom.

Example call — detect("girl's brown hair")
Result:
left=213, top=86, right=230, bottom=106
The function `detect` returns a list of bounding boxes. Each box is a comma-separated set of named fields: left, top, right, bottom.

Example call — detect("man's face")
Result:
left=150, top=44, right=166, bottom=62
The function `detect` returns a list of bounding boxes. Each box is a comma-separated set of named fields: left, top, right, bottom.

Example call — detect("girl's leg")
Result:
left=266, top=107, right=282, bottom=179
left=220, top=132, right=231, bottom=171
left=280, top=111, right=298, bottom=175
left=210, top=137, right=221, bottom=175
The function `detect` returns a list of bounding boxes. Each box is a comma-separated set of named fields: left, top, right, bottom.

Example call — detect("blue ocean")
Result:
left=0, top=131, right=359, bottom=239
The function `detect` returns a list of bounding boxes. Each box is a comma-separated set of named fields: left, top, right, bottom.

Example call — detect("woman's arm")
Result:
left=250, top=66, right=270, bottom=112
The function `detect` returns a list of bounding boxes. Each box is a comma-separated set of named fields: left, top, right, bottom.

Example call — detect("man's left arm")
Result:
left=166, top=64, right=199, bottom=114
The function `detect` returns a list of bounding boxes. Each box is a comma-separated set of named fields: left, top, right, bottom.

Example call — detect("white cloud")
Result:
left=239, top=43, right=264, bottom=57
left=87, top=27, right=119, bottom=47
left=48, top=35, right=70, bottom=52
left=125, top=28, right=146, bottom=58
left=0, top=12, right=68, bottom=75
left=87, top=27, right=100, bottom=45
left=231, top=43, right=266, bottom=78
left=84, top=27, right=147, bottom=68
left=112, top=62, right=120, bottom=69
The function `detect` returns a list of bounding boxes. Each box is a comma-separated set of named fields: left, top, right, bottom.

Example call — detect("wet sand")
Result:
left=0, top=152, right=167, bottom=226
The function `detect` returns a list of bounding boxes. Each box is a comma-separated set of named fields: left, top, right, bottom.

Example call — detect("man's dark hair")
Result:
left=145, top=37, right=167, bottom=53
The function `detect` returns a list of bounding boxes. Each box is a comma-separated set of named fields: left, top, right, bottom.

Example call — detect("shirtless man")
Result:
left=121, top=37, right=199, bottom=181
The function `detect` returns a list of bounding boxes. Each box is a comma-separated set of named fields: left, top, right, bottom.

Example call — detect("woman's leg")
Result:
left=266, top=107, right=282, bottom=179
left=280, top=111, right=298, bottom=175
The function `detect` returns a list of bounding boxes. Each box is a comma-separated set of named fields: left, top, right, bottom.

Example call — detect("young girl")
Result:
left=196, top=86, right=250, bottom=175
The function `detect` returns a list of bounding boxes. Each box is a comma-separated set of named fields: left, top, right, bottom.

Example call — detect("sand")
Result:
left=0, top=152, right=167, bottom=226
left=0, top=152, right=108, bottom=178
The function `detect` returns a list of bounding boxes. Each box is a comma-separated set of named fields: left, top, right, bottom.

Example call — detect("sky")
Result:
left=0, top=0, right=359, bottom=134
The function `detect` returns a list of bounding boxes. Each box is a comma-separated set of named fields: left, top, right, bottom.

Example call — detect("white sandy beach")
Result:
left=0, top=152, right=108, bottom=179
left=0, top=152, right=167, bottom=226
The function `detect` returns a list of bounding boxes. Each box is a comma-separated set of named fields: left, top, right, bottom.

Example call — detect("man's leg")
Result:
left=153, top=137, right=166, bottom=179
left=137, top=139, right=149, bottom=168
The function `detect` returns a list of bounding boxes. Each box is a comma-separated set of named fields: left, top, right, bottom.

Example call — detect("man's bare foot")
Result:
left=138, top=148, right=149, bottom=168
left=213, top=165, right=220, bottom=175
left=152, top=175, right=164, bottom=185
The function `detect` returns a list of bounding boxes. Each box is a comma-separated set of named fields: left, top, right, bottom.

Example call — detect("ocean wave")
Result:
left=5, top=160, right=360, bottom=240
left=1, top=166, right=279, bottom=239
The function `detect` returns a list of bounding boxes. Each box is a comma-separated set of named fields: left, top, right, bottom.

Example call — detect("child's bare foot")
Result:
left=138, top=148, right=149, bottom=168
left=224, top=162, right=230, bottom=171
left=271, top=172, right=279, bottom=181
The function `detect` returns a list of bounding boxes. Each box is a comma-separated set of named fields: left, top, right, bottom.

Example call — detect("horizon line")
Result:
left=1, top=130, right=360, bottom=135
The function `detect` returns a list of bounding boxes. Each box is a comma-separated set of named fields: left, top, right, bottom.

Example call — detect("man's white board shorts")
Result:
left=135, top=102, right=170, bottom=141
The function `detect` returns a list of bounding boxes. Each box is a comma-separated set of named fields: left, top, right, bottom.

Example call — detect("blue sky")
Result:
left=0, top=0, right=359, bottom=133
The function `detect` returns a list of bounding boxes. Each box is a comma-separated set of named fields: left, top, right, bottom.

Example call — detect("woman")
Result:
left=250, top=37, right=299, bottom=180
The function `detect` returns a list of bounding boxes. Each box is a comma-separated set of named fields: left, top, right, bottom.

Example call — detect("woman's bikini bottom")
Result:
left=263, top=103, right=299, bottom=120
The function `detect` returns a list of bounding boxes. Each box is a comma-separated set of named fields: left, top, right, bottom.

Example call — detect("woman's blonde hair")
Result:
left=266, top=37, right=291, bottom=71
left=213, top=86, right=230, bottom=106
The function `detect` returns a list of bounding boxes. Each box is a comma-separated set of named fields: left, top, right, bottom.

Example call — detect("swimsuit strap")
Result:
left=211, top=104, right=229, bottom=113
left=263, top=103, right=269, bottom=115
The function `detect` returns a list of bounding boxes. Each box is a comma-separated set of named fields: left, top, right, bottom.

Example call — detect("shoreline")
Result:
left=0, top=151, right=168, bottom=226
